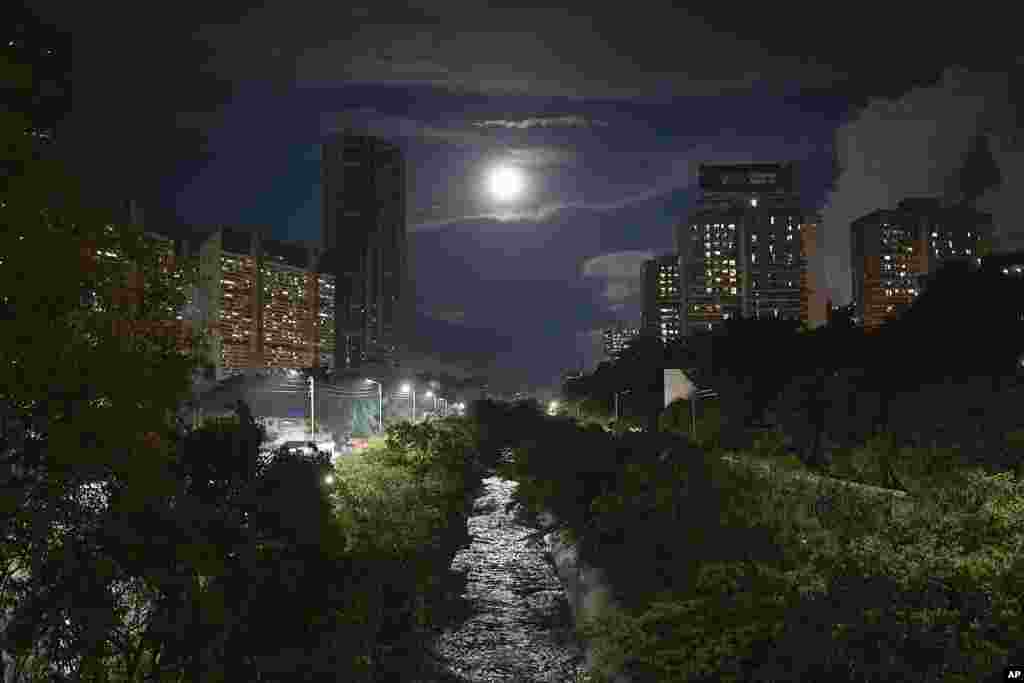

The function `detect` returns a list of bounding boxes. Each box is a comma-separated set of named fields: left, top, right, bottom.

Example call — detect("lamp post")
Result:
left=365, top=379, right=383, bottom=434
left=308, top=375, right=315, bottom=441
left=401, top=382, right=414, bottom=422
left=425, top=390, right=437, bottom=415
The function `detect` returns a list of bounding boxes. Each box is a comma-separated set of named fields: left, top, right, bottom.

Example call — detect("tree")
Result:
left=613, top=335, right=668, bottom=433
left=0, top=49, right=217, bottom=677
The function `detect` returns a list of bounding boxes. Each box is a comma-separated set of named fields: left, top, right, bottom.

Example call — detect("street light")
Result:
left=365, top=379, right=383, bottom=434
left=400, top=382, right=415, bottom=421
left=308, top=376, right=315, bottom=441
left=425, top=390, right=437, bottom=414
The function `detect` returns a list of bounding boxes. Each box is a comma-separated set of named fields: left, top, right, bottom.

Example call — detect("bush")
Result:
left=826, top=433, right=975, bottom=493
left=483, top=402, right=1024, bottom=682
left=658, top=398, right=725, bottom=450
left=751, top=428, right=788, bottom=460
left=581, top=458, right=1024, bottom=682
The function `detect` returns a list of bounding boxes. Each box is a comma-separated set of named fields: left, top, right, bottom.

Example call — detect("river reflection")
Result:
left=429, top=476, right=585, bottom=682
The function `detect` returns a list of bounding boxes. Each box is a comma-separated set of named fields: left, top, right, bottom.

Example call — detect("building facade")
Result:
left=321, top=132, right=408, bottom=370
left=850, top=198, right=992, bottom=330
left=641, top=254, right=682, bottom=343
left=602, top=326, right=640, bottom=360
left=676, top=163, right=807, bottom=335
left=191, top=227, right=333, bottom=378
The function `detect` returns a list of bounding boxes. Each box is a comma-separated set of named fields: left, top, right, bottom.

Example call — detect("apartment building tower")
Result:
left=641, top=254, right=682, bottom=343
left=602, top=326, right=640, bottom=360
left=321, top=132, right=409, bottom=370
left=850, top=198, right=992, bottom=329
left=192, top=227, right=333, bottom=378
left=676, top=163, right=808, bottom=335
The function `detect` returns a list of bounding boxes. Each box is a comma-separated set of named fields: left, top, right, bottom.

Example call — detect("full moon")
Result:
left=486, top=165, right=525, bottom=201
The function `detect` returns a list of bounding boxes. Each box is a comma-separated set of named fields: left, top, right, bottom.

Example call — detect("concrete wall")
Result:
left=536, top=511, right=632, bottom=683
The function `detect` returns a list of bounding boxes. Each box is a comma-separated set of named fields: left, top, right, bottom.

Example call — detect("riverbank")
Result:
left=475, top=402, right=1024, bottom=681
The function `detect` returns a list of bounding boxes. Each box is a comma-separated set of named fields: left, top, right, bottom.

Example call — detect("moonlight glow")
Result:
left=486, top=165, right=526, bottom=201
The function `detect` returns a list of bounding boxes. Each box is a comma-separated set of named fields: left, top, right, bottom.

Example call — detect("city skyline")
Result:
left=28, top=2, right=1024, bottom=393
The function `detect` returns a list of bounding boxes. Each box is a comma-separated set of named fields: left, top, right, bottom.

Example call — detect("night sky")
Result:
left=34, top=2, right=1023, bottom=394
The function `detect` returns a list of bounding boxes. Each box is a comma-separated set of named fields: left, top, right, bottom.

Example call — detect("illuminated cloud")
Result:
left=473, top=115, right=609, bottom=129
left=581, top=250, right=655, bottom=312
left=820, top=68, right=1017, bottom=303
left=411, top=155, right=701, bottom=230
left=196, top=4, right=840, bottom=100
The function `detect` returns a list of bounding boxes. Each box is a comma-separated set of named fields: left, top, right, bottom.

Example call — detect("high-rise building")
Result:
left=850, top=198, right=992, bottom=330
left=192, top=227, right=330, bottom=378
left=602, top=326, right=639, bottom=360
left=321, top=132, right=408, bottom=370
left=641, top=254, right=682, bottom=343
left=676, top=163, right=807, bottom=335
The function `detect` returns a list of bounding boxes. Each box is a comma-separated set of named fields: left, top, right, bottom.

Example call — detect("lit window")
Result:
left=750, top=198, right=758, bottom=207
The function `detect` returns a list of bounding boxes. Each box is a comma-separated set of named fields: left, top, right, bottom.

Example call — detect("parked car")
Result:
left=278, top=440, right=318, bottom=455
left=276, top=440, right=331, bottom=465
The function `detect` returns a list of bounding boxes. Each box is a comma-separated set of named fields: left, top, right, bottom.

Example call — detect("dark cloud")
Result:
left=975, top=132, right=1024, bottom=252
left=182, top=3, right=846, bottom=100
left=30, top=1, right=249, bottom=213
left=30, top=1, right=1019, bottom=216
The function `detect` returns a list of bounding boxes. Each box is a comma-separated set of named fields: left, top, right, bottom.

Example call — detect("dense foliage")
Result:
left=0, top=62, right=486, bottom=678
left=472, top=401, right=1024, bottom=682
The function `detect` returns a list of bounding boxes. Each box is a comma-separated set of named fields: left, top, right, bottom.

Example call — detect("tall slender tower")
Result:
left=321, top=131, right=408, bottom=370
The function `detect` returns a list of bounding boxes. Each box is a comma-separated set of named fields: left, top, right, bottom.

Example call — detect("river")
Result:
left=424, top=476, right=586, bottom=682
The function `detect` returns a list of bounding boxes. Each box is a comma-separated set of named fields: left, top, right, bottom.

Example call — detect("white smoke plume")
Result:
left=820, top=68, right=1018, bottom=303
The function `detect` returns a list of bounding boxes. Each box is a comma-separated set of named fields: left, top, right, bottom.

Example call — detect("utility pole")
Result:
left=308, top=375, right=315, bottom=441
left=691, top=396, right=696, bottom=440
